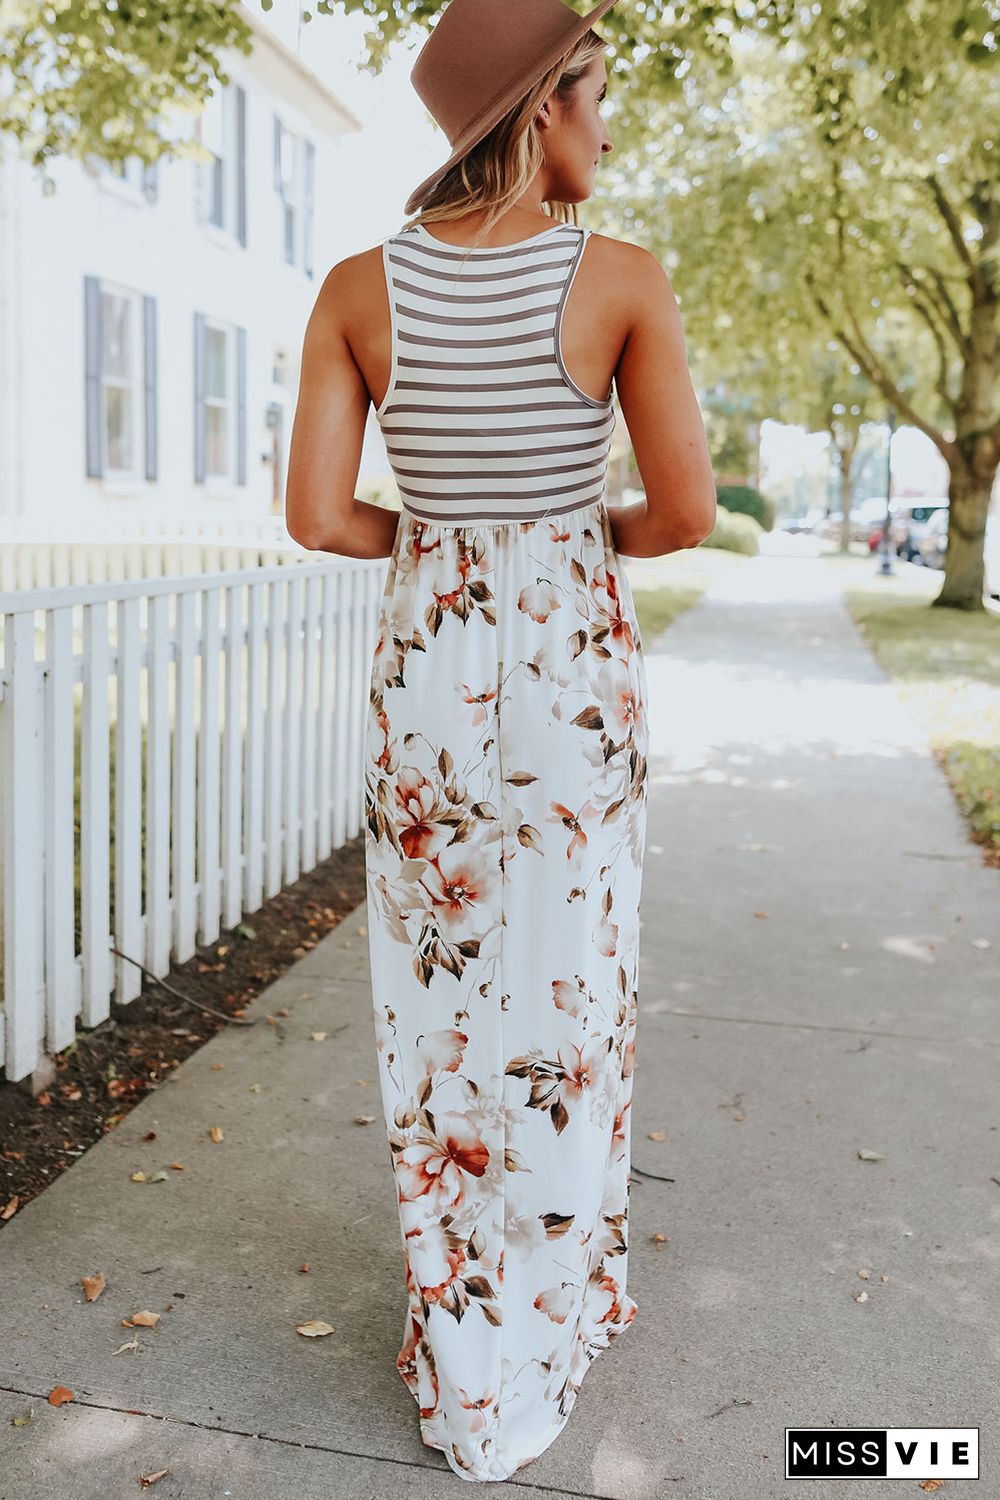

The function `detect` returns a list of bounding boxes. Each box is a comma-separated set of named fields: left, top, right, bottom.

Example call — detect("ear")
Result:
left=535, top=97, right=554, bottom=132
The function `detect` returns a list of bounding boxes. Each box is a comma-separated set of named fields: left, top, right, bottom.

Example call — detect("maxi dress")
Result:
left=363, top=218, right=649, bottom=1482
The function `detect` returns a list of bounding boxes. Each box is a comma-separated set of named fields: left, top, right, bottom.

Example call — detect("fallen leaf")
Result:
left=211, top=1062, right=226, bottom=1071
left=311, top=1032, right=328, bottom=1042
left=298, top=1262, right=310, bottom=1273
left=144, top=1131, right=157, bottom=1142
left=249, top=1084, right=262, bottom=1093
left=11, top=1408, right=33, bottom=1426
left=276, top=1007, right=290, bottom=1017
left=139, top=1470, right=171, bottom=1488
left=112, top=1337, right=140, bottom=1355
left=295, top=1319, right=334, bottom=1337
left=81, top=1270, right=106, bottom=1302
left=208, top=1126, right=224, bottom=1143
left=131, top=1172, right=147, bottom=1183
left=354, top=1115, right=376, bottom=1125
left=47, top=1385, right=73, bottom=1406
left=37, top=1091, right=52, bottom=1106
left=647, top=1131, right=666, bottom=1142
left=857, top=1149, right=884, bottom=1162
left=123, top=1310, right=161, bottom=1328
left=168, top=1162, right=185, bottom=1171
left=1, top=1196, right=19, bottom=1220
left=919, top=1479, right=944, bottom=1492
left=753, top=910, right=769, bottom=919
left=145, top=1171, right=169, bottom=1184
left=857, top=1268, right=871, bottom=1280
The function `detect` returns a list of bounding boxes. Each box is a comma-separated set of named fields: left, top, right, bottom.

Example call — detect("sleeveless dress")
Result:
left=363, top=218, right=649, bottom=1482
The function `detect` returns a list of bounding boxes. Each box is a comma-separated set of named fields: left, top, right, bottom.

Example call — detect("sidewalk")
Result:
left=2, top=551, right=998, bottom=1498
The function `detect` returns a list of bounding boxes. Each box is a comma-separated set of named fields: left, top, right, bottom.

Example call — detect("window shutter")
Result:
left=273, top=114, right=282, bottom=191
left=142, top=159, right=159, bottom=201
left=303, top=139, right=315, bottom=279
left=236, top=325, right=247, bottom=486
left=143, top=294, right=158, bottom=482
left=193, top=311, right=206, bottom=483
left=236, top=85, right=247, bottom=247
left=83, top=275, right=103, bottom=478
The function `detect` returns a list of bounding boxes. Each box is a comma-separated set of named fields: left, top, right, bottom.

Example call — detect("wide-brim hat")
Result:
left=403, top=0, right=620, bottom=217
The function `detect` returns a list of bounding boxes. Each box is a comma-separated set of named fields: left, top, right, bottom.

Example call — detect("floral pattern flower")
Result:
left=365, top=498, right=648, bottom=1482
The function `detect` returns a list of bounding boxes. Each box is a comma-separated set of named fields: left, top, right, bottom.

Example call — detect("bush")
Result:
left=701, top=507, right=762, bottom=555
left=716, top=483, right=775, bottom=532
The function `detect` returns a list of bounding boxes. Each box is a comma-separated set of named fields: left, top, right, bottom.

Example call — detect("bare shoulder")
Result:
left=584, top=231, right=677, bottom=321
left=309, top=244, right=387, bottom=330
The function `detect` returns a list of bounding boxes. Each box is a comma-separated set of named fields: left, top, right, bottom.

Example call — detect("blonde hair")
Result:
left=405, top=28, right=608, bottom=245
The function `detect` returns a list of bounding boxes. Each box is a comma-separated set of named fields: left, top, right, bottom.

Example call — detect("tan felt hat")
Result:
left=403, top=0, right=620, bottom=216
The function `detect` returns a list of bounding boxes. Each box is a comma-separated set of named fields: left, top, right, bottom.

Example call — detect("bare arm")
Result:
left=608, top=246, right=717, bottom=560
left=284, top=257, right=400, bottom=559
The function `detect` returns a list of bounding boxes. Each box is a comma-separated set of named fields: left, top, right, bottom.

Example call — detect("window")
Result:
left=193, top=313, right=247, bottom=486
left=83, top=276, right=157, bottom=482
left=92, top=152, right=158, bottom=201
left=198, top=82, right=247, bottom=246
left=274, top=116, right=316, bottom=276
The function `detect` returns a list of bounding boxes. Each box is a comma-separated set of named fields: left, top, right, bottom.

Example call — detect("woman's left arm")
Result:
left=285, top=258, right=401, bottom=559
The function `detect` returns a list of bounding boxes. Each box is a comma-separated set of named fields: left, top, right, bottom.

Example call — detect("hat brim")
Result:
left=403, top=0, right=621, bottom=217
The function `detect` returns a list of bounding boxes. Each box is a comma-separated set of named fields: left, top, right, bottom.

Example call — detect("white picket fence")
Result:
left=0, top=514, right=303, bottom=592
left=0, top=556, right=386, bottom=1082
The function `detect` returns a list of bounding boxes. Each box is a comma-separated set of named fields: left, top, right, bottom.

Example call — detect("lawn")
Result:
left=831, top=551, right=1000, bottom=861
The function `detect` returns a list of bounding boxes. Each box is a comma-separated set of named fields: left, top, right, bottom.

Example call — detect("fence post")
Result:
left=2, top=611, right=46, bottom=1080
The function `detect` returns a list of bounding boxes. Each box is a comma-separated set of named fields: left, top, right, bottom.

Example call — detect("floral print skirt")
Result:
left=363, top=497, right=649, bottom=1482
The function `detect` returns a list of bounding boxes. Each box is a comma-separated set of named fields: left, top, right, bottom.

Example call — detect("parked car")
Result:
left=916, top=506, right=949, bottom=569
left=889, top=499, right=949, bottom=561
left=914, top=506, right=1000, bottom=598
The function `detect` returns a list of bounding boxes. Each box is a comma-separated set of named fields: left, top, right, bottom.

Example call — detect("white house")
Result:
left=0, top=5, right=362, bottom=544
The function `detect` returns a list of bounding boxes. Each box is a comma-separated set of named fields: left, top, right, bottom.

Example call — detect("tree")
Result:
left=595, top=2, right=999, bottom=610
left=0, top=0, right=252, bottom=169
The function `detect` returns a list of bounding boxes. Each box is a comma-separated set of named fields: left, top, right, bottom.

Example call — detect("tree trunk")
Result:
left=934, top=469, right=994, bottom=610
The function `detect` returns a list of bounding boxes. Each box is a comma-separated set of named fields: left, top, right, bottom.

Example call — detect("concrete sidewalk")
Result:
left=2, top=552, right=997, bottom=1498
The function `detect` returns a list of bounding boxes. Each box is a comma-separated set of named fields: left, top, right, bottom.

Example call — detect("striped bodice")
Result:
left=375, top=220, right=616, bottom=525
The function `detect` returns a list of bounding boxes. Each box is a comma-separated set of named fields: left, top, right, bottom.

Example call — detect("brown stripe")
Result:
left=395, top=378, right=568, bottom=393
left=395, top=300, right=561, bottom=327
left=391, top=457, right=608, bottom=482
left=396, top=328, right=554, bottom=349
left=397, top=472, right=606, bottom=504
left=401, top=489, right=605, bottom=525
left=398, top=230, right=576, bottom=263
left=396, top=354, right=555, bottom=371
left=400, top=492, right=604, bottom=524
left=383, top=400, right=609, bottom=416
left=380, top=415, right=615, bottom=439
left=384, top=437, right=612, bottom=460
left=388, top=253, right=575, bottom=284
left=393, top=277, right=569, bottom=305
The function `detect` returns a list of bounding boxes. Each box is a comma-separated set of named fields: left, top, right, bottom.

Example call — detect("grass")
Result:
left=835, top=551, right=1000, bottom=861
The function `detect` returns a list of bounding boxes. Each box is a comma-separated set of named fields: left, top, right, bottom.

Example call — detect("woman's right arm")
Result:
left=609, top=245, right=717, bottom=560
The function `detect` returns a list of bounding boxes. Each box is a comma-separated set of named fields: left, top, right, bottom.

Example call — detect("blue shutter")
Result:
left=235, top=85, right=247, bottom=247
left=236, top=325, right=247, bottom=486
left=304, top=139, right=315, bottom=278
left=193, top=311, right=206, bottom=483
left=83, top=275, right=103, bottom=478
left=143, top=294, right=158, bottom=481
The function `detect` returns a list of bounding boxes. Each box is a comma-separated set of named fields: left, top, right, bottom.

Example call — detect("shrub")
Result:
left=716, top=483, right=775, bottom=532
left=701, top=507, right=762, bottom=555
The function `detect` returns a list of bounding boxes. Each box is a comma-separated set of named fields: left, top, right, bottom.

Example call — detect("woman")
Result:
left=286, top=0, right=715, bottom=1481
